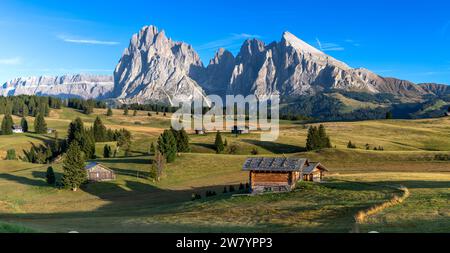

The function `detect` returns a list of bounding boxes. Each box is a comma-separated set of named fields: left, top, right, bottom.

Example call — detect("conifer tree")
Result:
left=107, top=108, right=113, bottom=117
left=150, top=150, right=165, bottom=182
left=177, top=128, right=190, bottom=152
left=306, top=126, right=318, bottom=151
left=22, top=104, right=29, bottom=117
left=117, top=129, right=132, bottom=156
left=67, top=118, right=95, bottom=159
left=214, top=131, right=224, bottom=154
left=318, top=124, right=332, bottom=148
left=103, top=144, right=112, bottom=158
left=149, top=142, right=156, bottom=154
left=157, top=129, right=177, bottom=163
left=6, top=149, right=16, bottom=160
left=61, top=143, right=86, bottom=191
left=21, top=117, right=29, bottom=132
left=93, top=116, right=107, bottom=142
left=34, top=113, right=47, bottom=134
left=386, top=111, right=393, bottom=119
left=133, top=109, right=137, bottom=116
left=1, top=113, right=13, bottom=135
left=46, top=166, right=56, bottom=185
left=123, top=106, right=129, bottom=116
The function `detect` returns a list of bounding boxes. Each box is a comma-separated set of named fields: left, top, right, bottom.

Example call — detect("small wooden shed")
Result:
left=242, top=157, right=328, bottom=194
left=301, top=162, right=328, bottom=182
left=85, top=162, right=116, bottom=182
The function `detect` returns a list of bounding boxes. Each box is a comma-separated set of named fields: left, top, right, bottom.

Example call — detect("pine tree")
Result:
left=93, top=116, right=107, bottom=142
left=46, top=166, right=56, bottom=185
left=157, top=130, right=177, bottom=163
left=61, top=143, right=87, bottom=191
left=214, top=131, right=224, bottom=154
left=306, top=125, right=331, bottom=151
left=103, top=144, right=112, bottom=158
left=149, top=142, right=156, bottom=154
left=347, top=141, right=356, bottom=149
left=6, top=149, right=16, bottom=160
left=150, top=150, right=165, bottom=182
left=22, top=104, right=29, bottom=117
left=170, top=128, right=190, bottom=152
left=177, top=128, right=190, bottom=152
left=117, top=129, right=132, bottom=157
left=123, top=106, right=129, bottom=116
left=52, top=131, right=60, bottom=154
left=67, top=118, right=95, bottom=159
left=34, top=113, right=47, bottom=134
left=133, top=110, right=137, bottom=116
left=1, top=113, right=13, bottom=135
left=318, top=124, right=332, bottom=149
left=306, top=126, right=318, bottom=151
left=21, top=117, right=29, bottom=132
left=107, top=108, right=113, bottom=117
left=386, top=111, right=393, bottom=119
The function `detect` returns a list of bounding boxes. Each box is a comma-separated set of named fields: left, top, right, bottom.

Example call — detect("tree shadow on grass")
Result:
left=0, top=173, right=47, bottom=187
left=242, top=139, right=305, bottom=154
left=94, top=157, right=152, bottom=165
left=191, top=143, right=216, bottom=151
left=24, top=134, right=52, bottom=145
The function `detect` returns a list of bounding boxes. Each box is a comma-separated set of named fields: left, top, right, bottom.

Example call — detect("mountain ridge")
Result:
left=0, top=74, right=114, bottom=100
left=1, top=25, right=448, bottom=107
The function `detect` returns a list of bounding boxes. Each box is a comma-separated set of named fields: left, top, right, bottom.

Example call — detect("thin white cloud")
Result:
left=315, top=38, right=345, bottom=51
left=0, top=57, right=22, bottom=65
left=58, top=35, right=119, bottom=45
left=196, top=33, right=262, bottom=51
left=345, top=39, right=361, bottom=47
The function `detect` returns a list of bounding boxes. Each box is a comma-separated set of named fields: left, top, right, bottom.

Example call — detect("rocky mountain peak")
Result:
left=281, top=31, right=324, bottom=56
left=209, top=48, right=234, bottom=65
left=113, top=25, right=209, bottom=105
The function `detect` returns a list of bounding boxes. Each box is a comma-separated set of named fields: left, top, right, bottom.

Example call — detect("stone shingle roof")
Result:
left=242, top=157, right=308, bottom=172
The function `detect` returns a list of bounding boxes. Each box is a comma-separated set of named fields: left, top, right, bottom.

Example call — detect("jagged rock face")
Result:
left=201, top=48, right=235, bottom=97
left=6, top=26, right=445, bottom=104
left=204, top=31, right=448, bottom=101
left=225, top=32, right=381, bottom=99
left=113, top=25, right=209, bottom=106
left=0, top=74, right=114, bottom=99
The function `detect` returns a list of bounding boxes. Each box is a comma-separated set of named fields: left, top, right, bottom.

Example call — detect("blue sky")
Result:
left=0, top=0, right=449, bottom=84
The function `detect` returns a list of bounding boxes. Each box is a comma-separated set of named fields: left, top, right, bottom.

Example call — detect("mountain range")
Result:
left=1, top=74, right=113, bottom=100
left=1, top=25, right=449, bottom=119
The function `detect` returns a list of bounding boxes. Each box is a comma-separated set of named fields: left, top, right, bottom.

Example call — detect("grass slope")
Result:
left=0, top=107, right=449, bottom=232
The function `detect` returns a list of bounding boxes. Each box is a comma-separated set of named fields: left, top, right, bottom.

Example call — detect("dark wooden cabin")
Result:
left=242, top=157, right=328, bottom=194
left=85, top=162, right=116, bottom=182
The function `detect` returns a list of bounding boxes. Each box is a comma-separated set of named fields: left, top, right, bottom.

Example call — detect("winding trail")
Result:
left=352, top=184, right=410, bottom=233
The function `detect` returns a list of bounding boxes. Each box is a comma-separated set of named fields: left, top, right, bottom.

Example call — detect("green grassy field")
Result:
left=0, top=108, right=449, bottom=233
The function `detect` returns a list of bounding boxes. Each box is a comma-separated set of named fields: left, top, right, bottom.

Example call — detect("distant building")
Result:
left=195, top=129, right=206, bottom=135
left=47, top=128, right=56, bottom=134
left=12, top=125, right=23, bottom=134
left=231, top=126, right=249, bottom=135
left=242, top=157, right=328, bottom=194
left=85, top=162, right=116, bottom=182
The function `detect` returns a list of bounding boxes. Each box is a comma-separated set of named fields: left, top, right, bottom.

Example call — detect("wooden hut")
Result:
left=242, top=157, right=328, bottom=194
left=85, top=162, right=116, bottom=182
